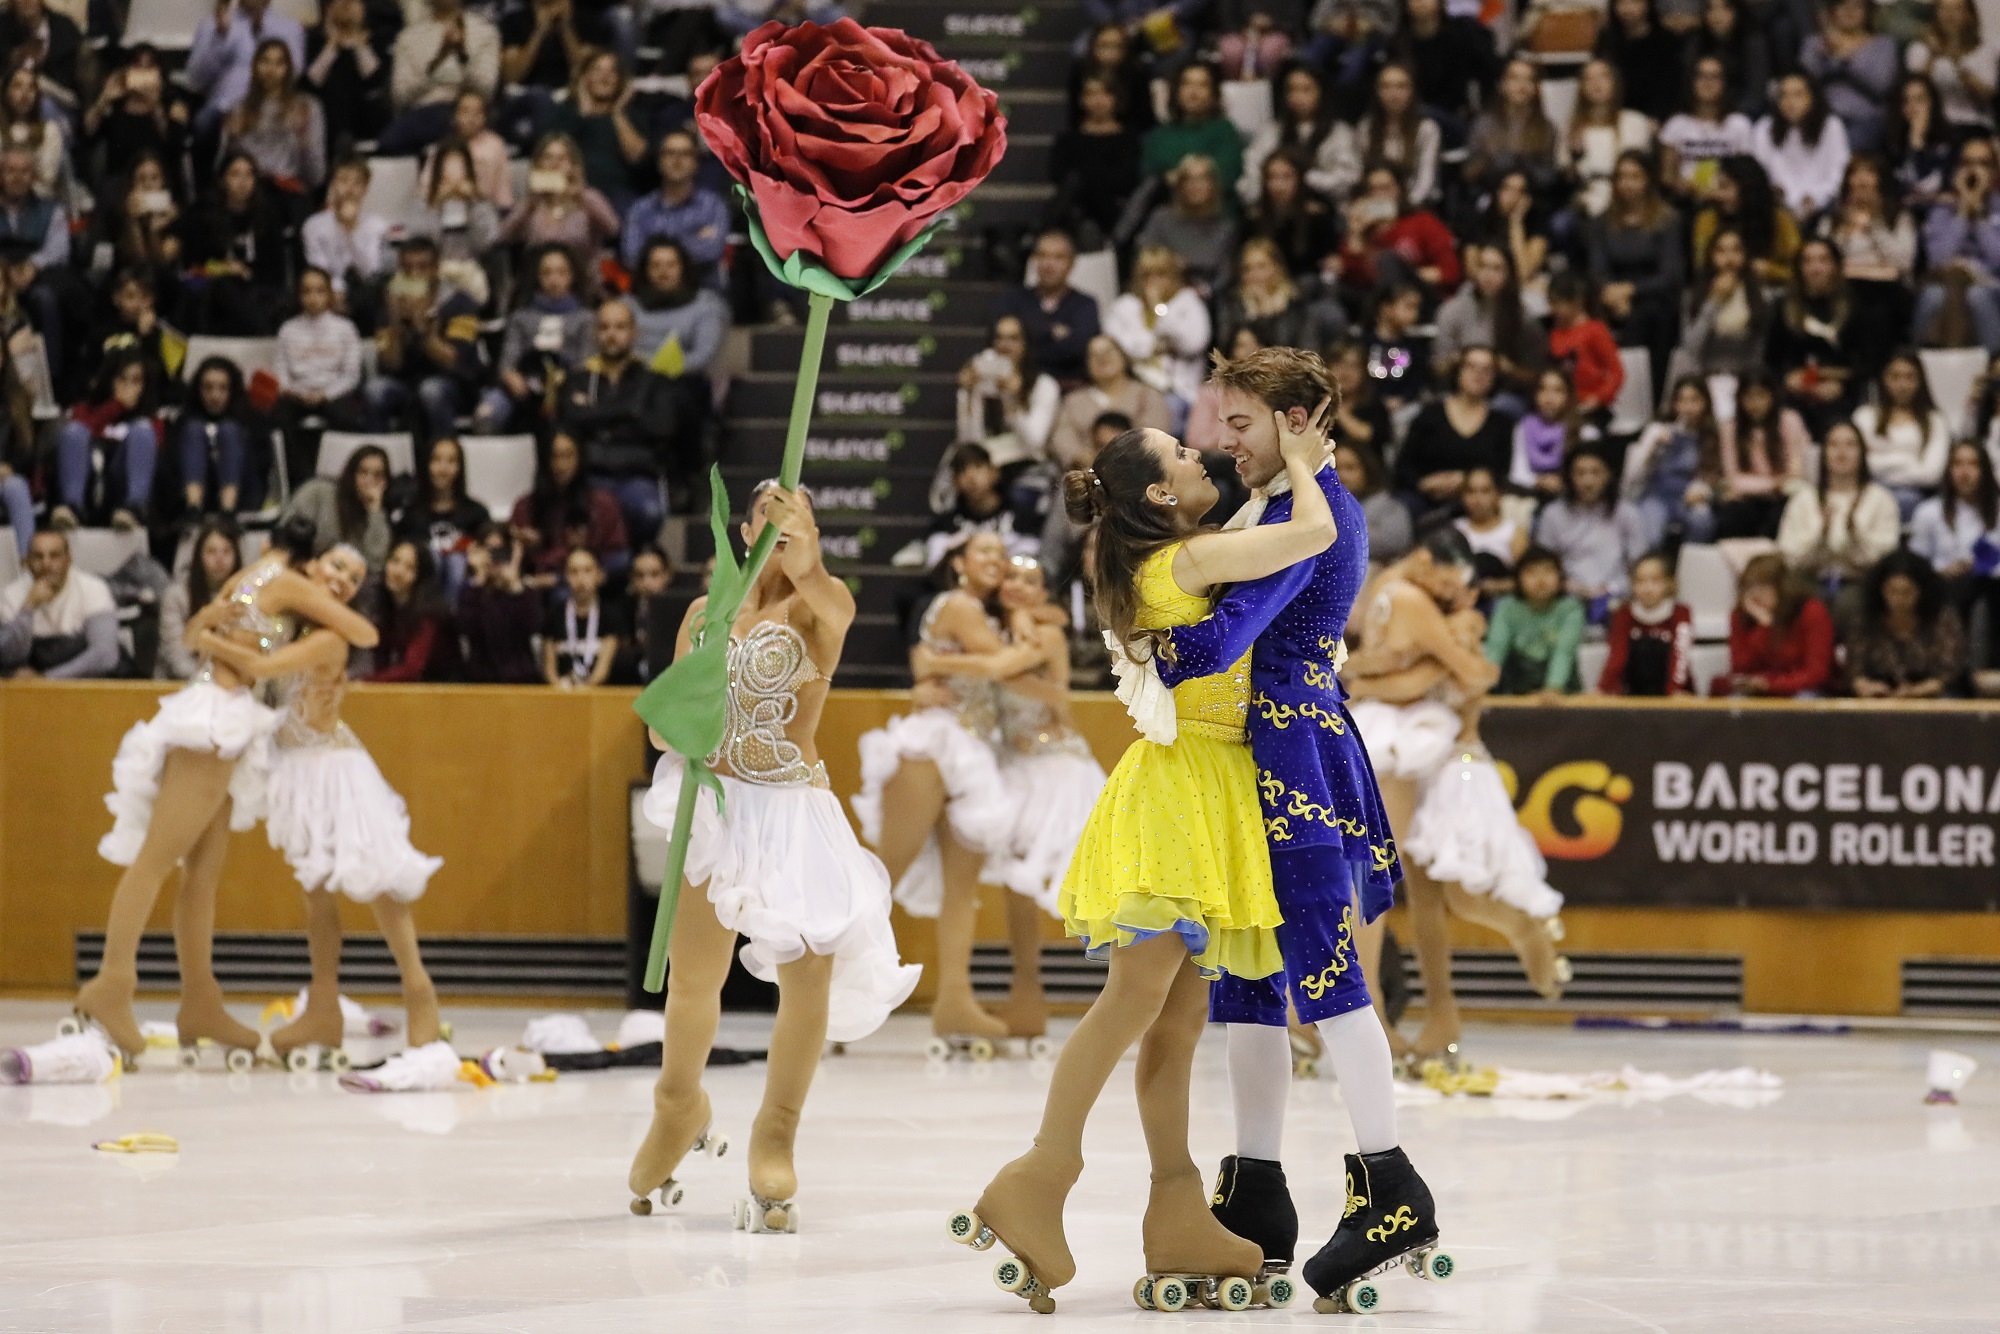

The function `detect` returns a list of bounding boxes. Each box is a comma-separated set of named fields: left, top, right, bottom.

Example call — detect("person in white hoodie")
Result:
left=1752, top=73, right=1851, bottom=218
left=1104, top=245, right=1211, bottom=435
left=1850, top=350, right=1952, bottom=516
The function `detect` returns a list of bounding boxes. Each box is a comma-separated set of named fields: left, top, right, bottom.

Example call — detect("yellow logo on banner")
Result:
left=1514, top=760, right=1634, bottom=860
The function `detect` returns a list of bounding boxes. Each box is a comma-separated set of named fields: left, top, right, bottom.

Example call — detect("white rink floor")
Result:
left=1, top=1001, right=1997, bottom=1333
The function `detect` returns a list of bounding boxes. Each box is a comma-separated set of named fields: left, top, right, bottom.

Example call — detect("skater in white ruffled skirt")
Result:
left=629, top=481, right=920, bottom=1232
left=76, top=518, right=378, bottom=1066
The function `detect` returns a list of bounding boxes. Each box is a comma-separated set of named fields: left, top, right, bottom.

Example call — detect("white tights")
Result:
left=1225, top=1012, right=1398, bottom=1161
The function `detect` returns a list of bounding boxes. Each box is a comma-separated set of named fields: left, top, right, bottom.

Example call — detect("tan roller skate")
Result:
left=734, top=1106, right=801, bottom=1234
left=628, top=1085, right=728, bottom=1215
left=67, top=973, right=145, bottom=1068
left=268, top=991, right=348, bottom=1072
left=946, top=1141, right=1081, bottom=1315
left=177, top=982, right=267, bottom=1072
left=1130, top=1166, right=1268, bottom=1312
left=1400, top=1012, right=1464, bottom=1081
left=927, top=990, right=1010, bottom=1063
left=991, top=987, right=1056, bottom=1060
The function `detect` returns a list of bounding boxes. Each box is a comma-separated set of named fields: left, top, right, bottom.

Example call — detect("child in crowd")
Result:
left=1509, top=366, right=1593, bottom=496
left=1544, top=271, right=1624, bottom=422
left=1598, top=553, right=1695, bottom=695
left=1534, top=446, right=1650, bottom=616
left=1484, top=546, right=1586, bottom=696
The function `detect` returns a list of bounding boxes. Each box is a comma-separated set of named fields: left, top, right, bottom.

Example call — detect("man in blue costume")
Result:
left=1150, top=347, right=1450, bottom=1311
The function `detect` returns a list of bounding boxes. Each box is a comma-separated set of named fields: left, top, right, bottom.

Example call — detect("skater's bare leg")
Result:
left=1439, top=882, right=1568, bottom=999
left=628, top=877, right=734, bottom=1199
left=271, top=891, right=345, bottom=1055
left=78, top=748, right=236, bottom=1057
left=370, top=899, right=439, bottom=1046
left=870, top=759, right=947, bottom=884
left=749, top=950, right=832, bottom=1218
left=174, top=801, right=262, bottom=1052
left=994, top=890, right=1048, bottom=1038
left=932, top=827, right=1005, bottom=1040
left=1404, top=871, right=1461, bottom=1062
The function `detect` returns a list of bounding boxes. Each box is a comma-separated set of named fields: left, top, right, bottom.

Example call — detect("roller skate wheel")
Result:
left=1027, top=1294, right=1055, bottom=1315
left=1553, top=956, right=1574, bottom=986
left=733, top=1198, right=750, bottom=1231
left=1153, top=1276, right=1188, bottom=1312
left=1266, top=1275, right=1297, bottom=1308
left=705, top=1134, right=729, bottom=1160
left=924, top=1037, right=951, bottom=1062
left=285, top=1047, right=314, bottom=1074
left=177, top=1046, right=200, bottom=1070
left=438, top=1020, right=454, bottom=1040
left=1343, top=1278, right=1381, bottom=1313
left=630, top=1196, right=653, bottom=1216
left=224, top=1047, right=254, bottom=1074
left=664, top=1182, right=684, bottom=1208
left=774, top=1202, right=797, bottom=1233
left=1545, top=916, right=1566, bottom=942
left=1216, top=1276, right=1253, bottom=1312
left=1294, top=1057, right=1318, bottom=1079
left=993, top=1256, right=1031, bottom=1294
left=56, top=1016, right=82, bottom=1037
left=1132, top=1277, right=1155, bottom=1310
left=327, top=1048, right=352, bottom=1073
left=967, top=1037, right=995, bottom=1062
left=946, top=1210, right=985, bottom=1247
left=1026, top=1036, right=1053, bottom=1060
left=1419, top=1248, right=1454, bottom=1281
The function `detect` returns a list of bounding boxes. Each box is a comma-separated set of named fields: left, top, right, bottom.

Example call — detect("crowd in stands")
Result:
left=2, top=0, right=1999, bottom=702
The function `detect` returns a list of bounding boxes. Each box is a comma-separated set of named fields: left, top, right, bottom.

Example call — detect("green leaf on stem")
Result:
left=735, top=188, right=954, bottom=300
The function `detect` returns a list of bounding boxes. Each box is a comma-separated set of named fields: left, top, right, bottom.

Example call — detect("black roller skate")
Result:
left=1208, top=1156, right=1300, bottom=1308
left=1301, top=1147, right=1455, bottom=1314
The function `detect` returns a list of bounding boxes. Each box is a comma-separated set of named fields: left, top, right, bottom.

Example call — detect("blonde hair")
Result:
left=1127, top=245, right=1185, bottom=294
left=1206, top=345, right=1338, bottom=418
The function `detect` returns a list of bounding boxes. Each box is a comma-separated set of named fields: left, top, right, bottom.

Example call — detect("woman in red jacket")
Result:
left=1712, top=552, right=1836, bottom=697
left=366, top=540, right=456, bottom=682
left=1335, top=164, right=1460, bottom=300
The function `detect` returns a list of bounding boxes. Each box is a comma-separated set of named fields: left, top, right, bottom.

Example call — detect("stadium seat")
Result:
left=122, top=0, right=210, bottom=50
left=1608, top=348, right=1654, bottom=437
left=67, top=527, right=148, bottom=580
left=1575, top=639, right=1608, bottom=692
left=1688, top=642, right=1730, bottom=695
left=459, top=434, right=538, bottom=520
left=1919, top=347, right=1985, bottom=441
left=1675, top=543, right=1737, bottom=642
left=1539, top=77, right=1578, bottom=134
left=317, top=431, right=416, bottom=481
left=182, top=336, right=282, bottom=384
left=1221, top=78, right=1273, bottom=140
left=0, top=532, right=17, bottom=588
left=362, top=156, right=428, bottom=235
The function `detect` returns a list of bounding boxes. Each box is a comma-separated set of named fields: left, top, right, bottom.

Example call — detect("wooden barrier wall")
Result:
left=3, top=683, right=1997, bottom=1015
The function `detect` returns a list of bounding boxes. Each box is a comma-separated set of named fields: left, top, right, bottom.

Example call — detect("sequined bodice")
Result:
left=1137, top=544, right=1250, bottom=742
left=273, top=668, right=355, bottom=751
left=192, top=558, right=296, bottom=685
left=919, top=594, right=1000, bottom=738
left=709, top=618, right=825, bottom=787
left=997, top=688, right=1091, bottom=757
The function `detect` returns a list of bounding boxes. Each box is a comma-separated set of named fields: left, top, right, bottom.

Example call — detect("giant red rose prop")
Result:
left=695, top=18, right=1007, bottom=293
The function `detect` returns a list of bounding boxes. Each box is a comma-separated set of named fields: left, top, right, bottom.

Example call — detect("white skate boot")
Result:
left=1, top=1031, right=120, bottom=1085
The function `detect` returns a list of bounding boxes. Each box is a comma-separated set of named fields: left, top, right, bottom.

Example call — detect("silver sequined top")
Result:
left=709, top=617, right=827, bottom=788
left=995, top=685, right=1091, bottom=758
left=192, top=558, right=296, bottom=686
left=918, top=593, right=999, bottom=739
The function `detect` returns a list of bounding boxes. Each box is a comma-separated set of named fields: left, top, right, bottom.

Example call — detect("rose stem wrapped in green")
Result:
left=635, top=19, right=1006, bottom=991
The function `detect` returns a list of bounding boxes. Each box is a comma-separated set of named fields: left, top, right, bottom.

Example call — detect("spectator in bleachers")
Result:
left=1674, top=225, right=1772, bottom=383
left=367, top=235, right=483, bottom=442
left=1910, top=439, right=2000, bottom=667
left=0, top=0, right=83, bottom=106
left=1047, top=334, right=1169, bottom=469
left=283, top=442, right=393, bottom=570
left=1363, top=280, right=1431, bottom=413
left=1397, top=344, right=1513, bottom=521
left=1303, top=0, right=1395, bottom=89
left=2, top=55, right=77, bottom=206
left=383, top=0, right=500, bottom=155
left=1888, top=74, right=1956, bottom=211
left=628, top=238, right=729, bottom=392
left=91, top=269, right=182, bottom=399
left=1908, top=0, right=1997, bottom=133
left=1535, top=445, right=1650, bottom=608
left=1598, top=552, right=1696, bottom=694
left=1391, top=0, right=1499, bottom=134
left=177, top=152, right=289, bottom=337
left=926, top=442, right=1036, bottom=567
left=1753, top=73, right=1850, bottom=220
left=1713, top=552, right=1836, bottom=696
left=186, top=0, right=308, bottom=137
left=1800, top=0, right=1899, bottom=154
left=1134, top=154, right=1237, bottom=296
left=1214, top=1, right=1300, bottom=79
left=501, top=0, right=592, bottom=96
left=459, top=522, right=543, bottom=682
left=1048, top=71, right=1143, bottom=248
left=996, top=228, right=1101, bottom=387
left=0, top=327, right=33, bottom=556
left=1691, top=155, right=1799, bottom=287
left=303, top=158, right=395, bottom=327
left=510, top=430, right=628, bottom=578
left=222, top=38, right=327, bottom=194
left=621, top=544, right=680, bottom=682
left=1594, top=0, right=1685, bottom=124
left=0, top=143, right=78, bottom=386
left=1773, top=238, right=1863, bottom=429
left=1588, top=150, right=1684, bottom=391
left=157, top=518, right=242, bottom=680
left=1688, top=0, right=1770, bottom=120
left=716, top=0, right=849, bottom=39
left=1068, top=22, right=1155, bottom=134
left=175, top=355, right=262, bottom=519
left=275, top=265, right=366, bottom=484
left=1464, top=58, right=1562, bottom=200
left=1434, top=242, right=1540, bottom=402
left=0, top=530, right=118, bottom=678
left=1214, top=235, right=1342, bottom=356
left=306, top=0, right=392, bottom=157
left=1483, top=545, right=1585, bottom=696
left=543, top=545, right=625, bottom=689
left=1105, top=244, right=1210, bottom=432
left=1142, top=62, right=1243, bottom=194
left=1845, top=548, right=1970, bottom=697
left=1510, top=366, right=1590, bottom=497
left=1658, top=56, right=1754, bottom=201
left=95, top=151, right=182, bottom=285
left=1456, top=465, right=1528, bottom=600
left=499, top=134, right=619, bottom=288
left=1326, top=338, right=1393, bottom=461
left=548, top=51, right=649, bottom=213
left=426, top=91, right=515, bottom=211
left=1565, top=59, right=1654, bottom=219
left=1916, top=141, right=2000, bottom=351
left=957, top=315, right=1059, bottom=475
left=83, top=47, right=186, bottom=187
left=1625, top=374, right=1721, bottom=547
left=1715, top=368, right=1810, bottom=538
left=478, top=243, right=592, bottom=433
left=1333, top=438, right=1410, bottom=563
left=1241, top=61, right=1342, bottom=202
left=1244, top=148, right=1337, bottom=285
left=49, top=350, right=159, bottom=532
left=414, top=142, right=499, bottom=310
left=560, top=297, right=679, bottom=538
left=1334, top=163, right=1459, bottom=301
left=1544, top=271, right=1623, bottom=422
left=620, top=129, right=729, bottom=282
left=1852, top=350, right=1952, bottom=515
left=365, top=538, right=455, bottom=681
left=1818, top=156, right=1918, bottom=339
left=1777, top=420, right=1900, bottom=608
left=398, top=435, right=488, bottom=598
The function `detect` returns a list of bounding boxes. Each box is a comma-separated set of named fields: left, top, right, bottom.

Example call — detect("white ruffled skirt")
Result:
left=850, top=708, right=1013, bottom=918
left=1349, top=698, right=1563, bottom=920
left=648, top=755, right=922, bottom=1043
left=99, top=681, right=277, bottom=866
left=984, top=744, right=1107, bottom=914
left=266, top=739, right=441, bottom=903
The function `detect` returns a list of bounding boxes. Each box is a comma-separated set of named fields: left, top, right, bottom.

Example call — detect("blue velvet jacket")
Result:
left=1155, top=465, right=1401, bottom=921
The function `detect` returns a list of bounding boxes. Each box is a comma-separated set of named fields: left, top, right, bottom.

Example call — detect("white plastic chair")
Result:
left=1675, top=543, right=1738, bottom=642
left=1221, top=79, right=1274, bottom=141
left=1575, top=639, right=1608, bottom=693
left=1608, top=348, right=1654, bottom=437
left=270, top=0, right=320, bottom=26
left=362, top=156, right=428, bottom=235
left=122, top=0, right=211, bottom=50
left=0, top=531, right=18, bottom=588
left=1688, top=642, right=1731, bottom=695
left=1919, top=347, right=1985, bottom=441
left=459, top=434, right=538, bottom=521
left=316, top=431, right=416, bottom=481
left=182, top=336, right=283, bottom=384
left=67, top=527, right=149, bottom=580
left=1540, top=77, right=1578, bottom=135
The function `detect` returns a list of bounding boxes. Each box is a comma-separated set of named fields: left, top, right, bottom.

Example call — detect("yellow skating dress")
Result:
left=1057, top=543, right=1284, bottom=981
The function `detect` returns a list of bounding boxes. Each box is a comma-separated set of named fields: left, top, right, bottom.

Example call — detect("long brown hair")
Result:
left=1062, top=429, right=1182, bottom=660
left=1738, top=552, right=1812, bottom=639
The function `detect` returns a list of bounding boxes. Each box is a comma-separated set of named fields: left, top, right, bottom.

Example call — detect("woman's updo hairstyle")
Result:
left=1062, top=427, right=1184, bottom=661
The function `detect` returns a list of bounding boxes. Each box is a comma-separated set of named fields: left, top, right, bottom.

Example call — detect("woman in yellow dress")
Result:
left=949, top=405, right=1336, bottom=1314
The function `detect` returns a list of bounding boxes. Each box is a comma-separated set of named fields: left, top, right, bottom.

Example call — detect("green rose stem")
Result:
left=637, top=288, right=834, bottom=993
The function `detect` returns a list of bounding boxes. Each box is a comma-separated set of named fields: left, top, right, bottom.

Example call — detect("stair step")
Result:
left=797, top=512, right=934, bottom=568
left=867, top=1, right=1086, bottom=44
left=994, top=90, right=1073, bottom=138
left=985, top=132, right=1054, bottom=186
left=834, top=564, right=941, bottom=617
left=722, top=464, right=935, bottom=517
left=844, top=612, right=917, bottom=668
left=729, top=371, right=960, bottom=421
left=943, top=43, right=1074, bottom=87
left=726, top=419, right=955, bottom=472
left=749, top=325, right=991, bottom=375
left=833, top=278, right=1010, bottom=326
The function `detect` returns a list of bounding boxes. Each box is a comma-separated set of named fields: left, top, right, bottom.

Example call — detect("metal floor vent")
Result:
left=75, top=933, right=628, bottom=996
left=1903, top=959, right=2000, bottom=1017
left=976, top=947, right=1744, bottom=1011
